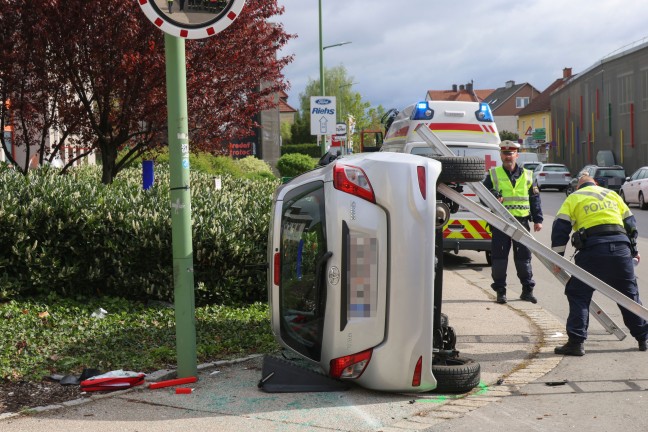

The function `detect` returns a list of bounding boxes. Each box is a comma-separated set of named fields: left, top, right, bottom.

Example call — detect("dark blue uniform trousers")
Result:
left=490, top=218, right=534, bottom=294
left=567, top=241, right=648, bottom=343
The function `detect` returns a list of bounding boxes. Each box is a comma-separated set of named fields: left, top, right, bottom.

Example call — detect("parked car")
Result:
left=619, top=166, right=648, bottom=209
left=532, top=163, right=572, bottom=191
left=522, top=161, right=541, bottom=172
left=267, top=151, right=483, bottom=393
left=565, top=165, right=627, bottom=195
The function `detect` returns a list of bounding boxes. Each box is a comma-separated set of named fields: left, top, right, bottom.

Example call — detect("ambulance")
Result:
left=381, top=100, right=501, bottom=264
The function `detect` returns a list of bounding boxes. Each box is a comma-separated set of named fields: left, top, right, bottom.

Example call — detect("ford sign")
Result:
left=314, top=98, right=332, bottom=105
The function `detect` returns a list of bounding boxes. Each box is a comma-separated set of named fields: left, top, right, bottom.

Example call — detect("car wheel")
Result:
left=433, top=156, right=486, bottom=183
left=565, top=185, right=573, bottom=196
left=432, top=356, right=481, bottom=393
left=619, top=190, right=627, bottom=204
left=640, top=193, right=648, bottom=210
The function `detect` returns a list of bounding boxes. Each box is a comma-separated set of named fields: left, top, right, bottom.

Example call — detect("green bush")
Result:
left=0, top=164, right=280, bottom=306
left=281, top=143, right=321, bottom=158
left=276, top=153, right=317, bottom=178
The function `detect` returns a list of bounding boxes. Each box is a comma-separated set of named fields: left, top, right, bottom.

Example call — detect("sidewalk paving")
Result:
left=1, top=268, right=568, bottom=432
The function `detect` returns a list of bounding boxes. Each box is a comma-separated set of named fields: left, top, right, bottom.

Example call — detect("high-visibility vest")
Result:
left=489, top=166, right=533, bottom=218
left=556, top=185, right=630, bottom=231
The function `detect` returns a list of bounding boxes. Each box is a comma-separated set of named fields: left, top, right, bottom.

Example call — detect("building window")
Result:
left=516, top=97, right=529, bottom=109
left=618, top=73, right=633, bottom=115
left=642, top=70, right=648, bottom=111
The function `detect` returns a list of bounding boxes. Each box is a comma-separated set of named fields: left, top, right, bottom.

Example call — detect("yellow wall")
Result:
left=517, top=111, right=552, bottom=142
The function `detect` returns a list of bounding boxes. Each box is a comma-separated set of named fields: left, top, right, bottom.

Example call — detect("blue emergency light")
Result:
left=475, top=102, right=494, bottom=122
left=411, top=101, right=434, bottom=120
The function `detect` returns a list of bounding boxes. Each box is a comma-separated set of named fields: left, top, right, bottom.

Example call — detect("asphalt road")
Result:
left=440, top=190, right=648, bottom=432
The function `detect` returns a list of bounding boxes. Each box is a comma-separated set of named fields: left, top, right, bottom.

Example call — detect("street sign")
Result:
left=310, top=96, right=337, bottom=135
left=524, top=126, right=533, bottom=136
left=336, top=122, right=347, bottom=136
left=532, top=128, right=546, bottom=140
left=137, top=0, right=246, bottom=39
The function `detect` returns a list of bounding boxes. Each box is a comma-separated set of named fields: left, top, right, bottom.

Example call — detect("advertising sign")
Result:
left=310, top=96, right=337, bottom=135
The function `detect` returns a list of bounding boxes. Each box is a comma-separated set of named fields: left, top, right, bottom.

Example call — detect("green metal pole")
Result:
left=164, top=33, right=197, bottom=378
left=318, top=0, right=326, bottom=156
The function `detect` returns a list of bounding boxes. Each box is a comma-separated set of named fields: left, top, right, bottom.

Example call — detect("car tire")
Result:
left=440, top=312, right=449, bottom=327
left=432, top=156, right=486, bottom=183
left=619, top=190, right=627, bottom=204
left=640, top=193, right=647, bottom=210
left=432, top=357, right=481, bottom=393
left=565, top=185, right=574, bottom=196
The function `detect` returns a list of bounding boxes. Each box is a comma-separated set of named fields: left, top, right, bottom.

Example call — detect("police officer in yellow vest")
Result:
left=483, top=140, right=543, bottom=304
left=551, top=174, right=648, bottom=355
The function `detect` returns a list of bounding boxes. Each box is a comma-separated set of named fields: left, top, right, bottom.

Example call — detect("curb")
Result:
left=394, top=267, right=568, bottom=431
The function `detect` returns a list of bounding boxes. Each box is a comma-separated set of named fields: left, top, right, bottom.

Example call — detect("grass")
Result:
left=0, top=294, right=280, bottom=382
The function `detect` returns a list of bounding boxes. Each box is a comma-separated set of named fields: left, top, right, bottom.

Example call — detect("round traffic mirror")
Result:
left=138, top=0, right=246, bottom=39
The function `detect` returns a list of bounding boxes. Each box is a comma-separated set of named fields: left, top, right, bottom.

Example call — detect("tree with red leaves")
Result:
left=0, top=0, right=293, bottom=184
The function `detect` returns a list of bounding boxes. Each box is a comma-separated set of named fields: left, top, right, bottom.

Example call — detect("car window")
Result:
left=279, top=182, right=328, bottom=361
left=641, top=169, right=648, bottom=180
left=544, top=165, right=569, bottom=172
left=631, top=170, right=642, bottom=181
left=596, top=169, right=625, bottom=178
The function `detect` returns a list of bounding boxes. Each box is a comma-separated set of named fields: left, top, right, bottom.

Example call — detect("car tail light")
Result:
left=333, top=164, right=375, bottom=203
left=412, top=356, right=423, bottom=387
left=539, top=173, right=546, bottom=177
left=417, top=166, right=426, bottom=199
left=273, top=252, right=280, bottom=285
left=329, top=349, right=372, bottom=379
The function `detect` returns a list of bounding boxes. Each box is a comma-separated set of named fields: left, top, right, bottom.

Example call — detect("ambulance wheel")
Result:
left=432, top=357, right=481, bottom=393
left=485, top=251, right=492, bottom=266
left=433, top=156, right=486, bottom=184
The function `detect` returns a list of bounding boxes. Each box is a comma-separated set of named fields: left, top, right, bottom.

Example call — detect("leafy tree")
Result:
left=294, top=65, right=386, bottom=147
left=0, top=0, right=293, bottom=184
left=500, top=130, right=519, bottom=141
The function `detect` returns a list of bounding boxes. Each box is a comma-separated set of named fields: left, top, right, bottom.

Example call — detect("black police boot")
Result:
left=520, top=288, right=537, bottom=304
left=554, top=339, right=585, bottom=356
left=639, top=339, right=647, bottom=352
left=496, top=291, right=507, bottom=304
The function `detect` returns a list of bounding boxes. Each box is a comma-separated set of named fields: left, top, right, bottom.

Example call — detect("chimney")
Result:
left=459, top=84, right=465, bottom=91
left=452, top=84, right=457, bottom=92
left=505, top=80, right=515, bottom=88
left=466, top=82, right=473, bottom=92
left=563, top=67, right=573, bottom=79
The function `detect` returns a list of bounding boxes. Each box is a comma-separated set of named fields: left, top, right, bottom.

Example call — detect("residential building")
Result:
left=426, top=82, right=494, bottom=102
left=517, top=68, right=574, bottom=161
left=278, top=90, right=297, bottom=125
left=483, top=80, right=541, bottom=134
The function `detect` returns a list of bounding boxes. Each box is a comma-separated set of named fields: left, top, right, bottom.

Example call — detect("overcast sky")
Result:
left=273, top=0, right=648, bottom=112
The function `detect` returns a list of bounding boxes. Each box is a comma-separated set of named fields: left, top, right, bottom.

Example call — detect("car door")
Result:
left=638, top=169, right=648, bottom=204
left=624, top=169, right=642, bottom=204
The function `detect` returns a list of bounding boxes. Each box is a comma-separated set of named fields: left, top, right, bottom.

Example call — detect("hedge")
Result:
left=280, top=143, right=321, bottom=158
left=0, top=164, right=280, bottom=306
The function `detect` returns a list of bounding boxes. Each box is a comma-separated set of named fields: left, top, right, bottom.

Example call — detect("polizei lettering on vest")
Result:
left=582, top=200, right=618, bottom=214
left=311, top=107, right=335, bottom=115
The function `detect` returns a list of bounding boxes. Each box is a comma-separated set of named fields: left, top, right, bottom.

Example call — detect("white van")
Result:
left=381, top=100, right=501, bottom=263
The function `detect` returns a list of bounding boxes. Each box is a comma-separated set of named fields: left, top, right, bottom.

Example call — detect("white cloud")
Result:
left=275, top=0, right=648, bottom=112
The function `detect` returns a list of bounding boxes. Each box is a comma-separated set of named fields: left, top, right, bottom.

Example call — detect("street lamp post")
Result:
left=318, top=0, right=351, bottom=155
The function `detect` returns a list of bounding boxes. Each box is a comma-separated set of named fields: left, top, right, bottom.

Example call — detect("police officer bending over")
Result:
left=551, top=174, right=648, bottom=355
left=483, top=140, right=543, bottom=305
